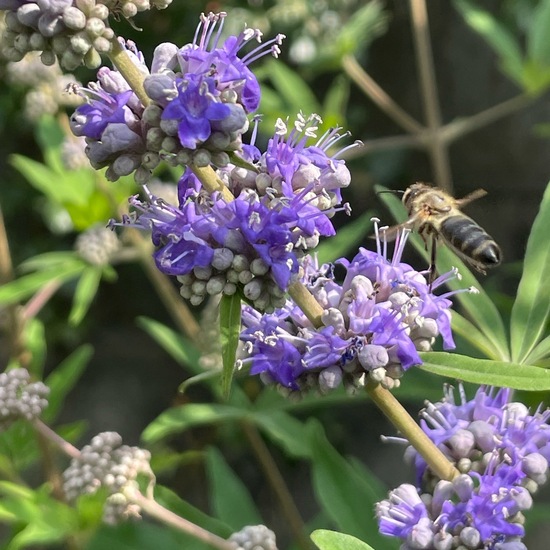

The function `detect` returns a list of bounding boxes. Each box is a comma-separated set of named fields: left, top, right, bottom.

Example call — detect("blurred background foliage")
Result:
left=1, top=0, right=550, bottom=548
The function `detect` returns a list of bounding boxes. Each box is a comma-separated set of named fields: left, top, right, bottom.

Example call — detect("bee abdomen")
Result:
left=440, top=215, right=501, bottom=267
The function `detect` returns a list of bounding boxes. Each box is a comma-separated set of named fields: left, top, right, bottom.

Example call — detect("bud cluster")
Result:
left=0, top=0, right=172, bottom=70
left=74, top=224, right=121, bottom=266
left=229, top=525, right=278, bottom=550
left=5, top=52, right=82, bottom=120
left=63, top=431, right=153, bottom=524
left=0, top=368, right=50, bottom=429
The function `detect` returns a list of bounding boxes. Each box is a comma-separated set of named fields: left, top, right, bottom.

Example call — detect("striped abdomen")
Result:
left=439, top=215, right=501, bottom=271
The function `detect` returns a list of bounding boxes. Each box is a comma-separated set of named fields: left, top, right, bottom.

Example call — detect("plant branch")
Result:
left=241, top=421, right=313, bottom=550
left=33, top=420, right=81, bottom=460
left=409, top=0, right=452, bottom=191
left=342, top=55, right=424, bottom=135
left=366, top=381, right=459, bottom=481
left=128, top=489, right=236, bottom=550
left=441, top=93, right=534, bottom=144
left=342, top=134, right=425, bottom=160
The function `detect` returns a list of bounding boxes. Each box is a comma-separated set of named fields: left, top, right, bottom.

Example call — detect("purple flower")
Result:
left=402, top=385, right=550, bottom=489
left=161, top=75, right=232, bottom=150
left=239, top=223, right=463, bottom=393
left=71, top=88, right=134, bottom=141
left=376, top=461, right=531, bottom=549
left=176, top=12, right=285, bottom=113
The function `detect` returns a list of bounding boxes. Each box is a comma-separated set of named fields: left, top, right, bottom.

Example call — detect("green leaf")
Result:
left=316, top=212, right=372, bottom=265
left=525, top=333, right=550, bottom=365
left=154, top=485, right=232, bottom=538
left=261, top=59, right=320, bottom=114
left=253, top=410, right=314, bottom=459
left=43, top=345, right=93, bottom=423
left=309, top=421, right=392, bottom=549
left=10, top=154, right=95, bottom=206
left=205, top=447, right=262, bottom=530
left=376, top=185, right=509, bottom=360
left=510, top=181, right=550, bottom=363
left=322, top=76, right=350, bottom=126
left=527, top=0, right=550, bottom=66
left=86, top=522, right=194, bottom=550
left=419, top=352, right=550, bottom=390
left=136, top=316, right=201, bottom=371
left=0, top=264, right=86, bottom=306
left=141, top=403, right=248, bottom=443
left=69, top=267, right=102, bottom=326
left=311, top=530, right=376, bottom=550
left=453, top=0, right=524, bottom=85
left=219, top=293, right=242, bottom=399
left=20, top=252, right=81, bottom=272
left=451, top=312, right=503, bottom=360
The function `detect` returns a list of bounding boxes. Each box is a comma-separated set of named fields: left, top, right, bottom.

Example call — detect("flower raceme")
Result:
left=376, top=385, right=550, bottom=549
left=69, top=12, right=285, bottom=183
left=122, top=114, right=354, bottom=311
left=238, top=223, right=470, bottom=394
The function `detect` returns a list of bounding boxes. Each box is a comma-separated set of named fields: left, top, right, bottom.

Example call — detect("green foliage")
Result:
left=510, top=181, right=550, bottom=363
left=311, top=530, right=377, bottom=550
left=454, top=0, right=550, bottom=93
left=220, top=293, right=242, bottom=399
left=205, top=447, right=263, bottom=529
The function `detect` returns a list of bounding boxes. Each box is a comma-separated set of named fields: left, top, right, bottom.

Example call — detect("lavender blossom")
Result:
left=404, top=385, right=550, bottom=492
left=121, top=168, right=337, bottom=310
left=69, top=13, right=285, bottom=182
left=239, top=222, right=467, bottom=395
left=376, top=461, right=530, bottom=550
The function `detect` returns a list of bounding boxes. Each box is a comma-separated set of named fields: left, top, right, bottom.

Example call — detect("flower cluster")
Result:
left=0, top=368, right=50, bottom=429
left=124, top=113, right=354, bottom=310
left=376, top=385, right=550, bottom=549
left=239, top=224, right=464, bottom=394
left=75, top=223, right=121, bottom=265
left=70, top=12, right=284, bottom=183
left=229, top=525, right=278, bottom=550
left=0, top=0, right=171, bottom=69
left=63, top=431, right=153, bottom=524
left=5, top=52, right=82, bottom=120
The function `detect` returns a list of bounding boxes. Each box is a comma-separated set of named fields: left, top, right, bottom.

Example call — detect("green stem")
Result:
left=127, top=489, right=236, bottom=550
left=241, top=421, right=313, bottom=550
left=366, top=382, right=459, bottom=481
left=108, top=38, right=151, bottom=107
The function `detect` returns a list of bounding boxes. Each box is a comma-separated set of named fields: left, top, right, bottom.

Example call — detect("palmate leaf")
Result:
left=376, top=185, right=509, bottom=361
left=419, top=352, right=550, bottom=390
left=510, top=181, right=550, bottom=364
left=69, top=266, right=103, bottom=326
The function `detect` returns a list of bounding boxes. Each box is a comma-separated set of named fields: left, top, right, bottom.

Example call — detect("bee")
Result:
left=386, top=182, right=501, bottom=280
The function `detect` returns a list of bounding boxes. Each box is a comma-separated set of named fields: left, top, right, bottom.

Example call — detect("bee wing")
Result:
left=374, top=218, right=417, bottom=242
left=455, top=188, right=487, bottom=208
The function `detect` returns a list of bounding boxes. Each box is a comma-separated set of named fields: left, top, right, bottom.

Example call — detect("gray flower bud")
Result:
left=358, top=345, right=389, bottom=371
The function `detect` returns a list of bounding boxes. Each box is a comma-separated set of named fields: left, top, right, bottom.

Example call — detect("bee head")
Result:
left=402, top=182, right=431, bottom=207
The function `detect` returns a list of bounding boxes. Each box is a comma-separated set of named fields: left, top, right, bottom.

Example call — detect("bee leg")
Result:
left=428, top=235, right=438, bottom=290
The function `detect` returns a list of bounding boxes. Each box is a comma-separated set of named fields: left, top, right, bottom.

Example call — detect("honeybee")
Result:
left=387, top=182, right=501, bottom=279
